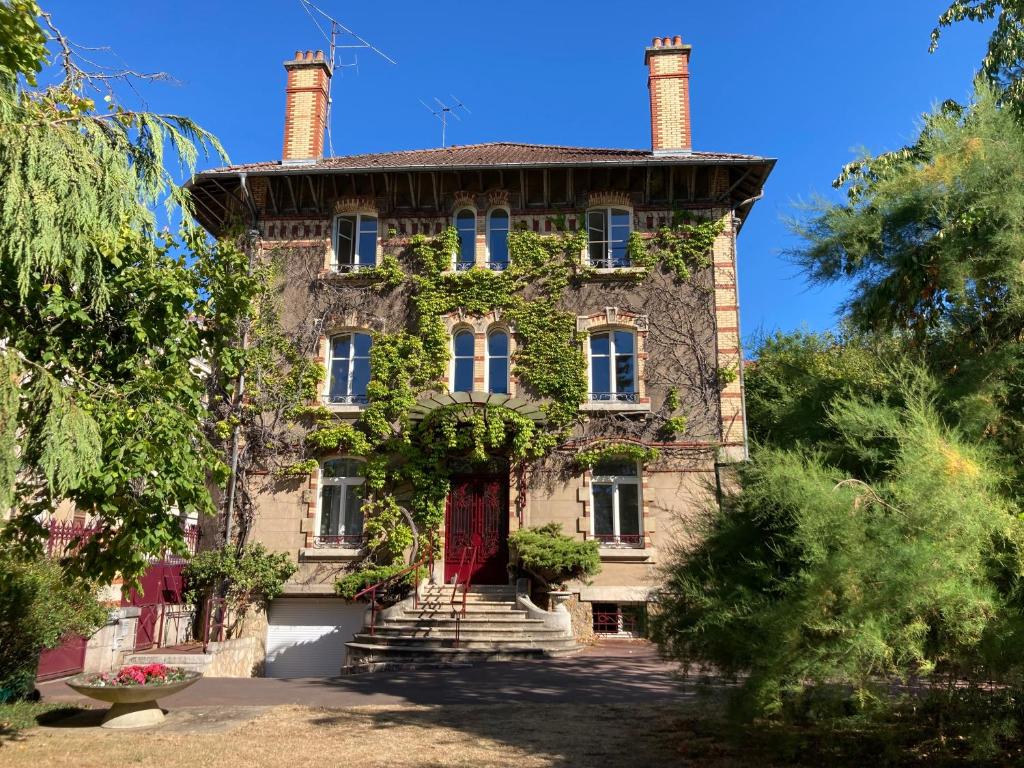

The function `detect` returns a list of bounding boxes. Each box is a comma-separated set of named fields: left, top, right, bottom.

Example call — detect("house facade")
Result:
left=189, top=35, right=773, bottom=675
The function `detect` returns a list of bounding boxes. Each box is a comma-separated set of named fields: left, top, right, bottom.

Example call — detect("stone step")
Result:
left=343, top=642, right=584, bottom=671
left=404, top=605, right=523, bottom=616
left=371, top=624, right=569, bottom=639
left=384, top=615, right=546, bottom=627
left=351, top=633, right=578, bottom=651
left=422, top=586, right=516, bottom=596
left=415, top=599, right=517, bottom=608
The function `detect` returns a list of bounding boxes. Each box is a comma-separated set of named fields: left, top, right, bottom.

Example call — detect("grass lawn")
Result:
left=2, top=699, right=1020, bottom=768
left=0, top=700, right=85, bottom=737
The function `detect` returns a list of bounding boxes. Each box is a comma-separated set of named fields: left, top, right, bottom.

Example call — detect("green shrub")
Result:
left=0, top=554, right=107, bottom=702
left=184, top=543, right=296, bottom=635
left=335, top=563, right=423, bottom=602
left=508, top=523, right=600, bottom=590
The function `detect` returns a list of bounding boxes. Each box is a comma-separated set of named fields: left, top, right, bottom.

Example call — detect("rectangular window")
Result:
left=589, top=331, right=637, bottom=403
left=587, top=208, right=631, bottom=268
left=316, top=459, right=366, bottom=548
left=590, top=459, right=642, bottom=547
left=333, top=215, right=377, bottom=271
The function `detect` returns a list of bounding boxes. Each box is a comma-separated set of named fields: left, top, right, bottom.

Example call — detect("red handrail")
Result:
left=353, top=541, right=433, bottom=636
left=449, top=545, right=477, bottom=619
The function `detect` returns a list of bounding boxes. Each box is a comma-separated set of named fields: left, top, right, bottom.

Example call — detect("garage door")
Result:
left=265, top=598, right=366, bottom=678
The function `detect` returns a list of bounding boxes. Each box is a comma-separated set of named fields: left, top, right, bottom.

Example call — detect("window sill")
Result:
left=320, top=268, right=377, bottom=281
left=598, top=547, right=654, bottom=563
left=580, top=402, right=650, bottom=414
left=324, top=403, right=367, bottom=416
left=300, top=547, right=364, bottom=561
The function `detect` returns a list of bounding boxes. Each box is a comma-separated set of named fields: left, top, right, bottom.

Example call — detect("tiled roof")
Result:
left=197, top=142, right=771, bottom=176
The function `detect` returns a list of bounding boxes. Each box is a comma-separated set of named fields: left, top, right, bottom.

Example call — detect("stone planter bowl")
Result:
left=66, top=670, right=201, bottom=729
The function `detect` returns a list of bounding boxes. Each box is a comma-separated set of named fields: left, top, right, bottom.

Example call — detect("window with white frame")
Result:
left=588, top=330, right=636, bottom=403
left=451, top=329, right=475, bottom=392
left=486, top=330, right=509, bottom=394
left=327, top=332, right=372, bottom=405
left=487, top=209, right=509, bottom=270
left=454, top=209, right=476, bottom=270
left=590, top=458, right=642, bottom=547
left=586, top=208, right=631, bottom=268
left=333, top=214, right=378, bottom=272
left=316, top=458, right=365, bottom=547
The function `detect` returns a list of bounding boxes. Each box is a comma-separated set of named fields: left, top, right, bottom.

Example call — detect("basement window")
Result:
left=333, top=214, right=378, bottom=272
left=592, top=603, right=647, bottom=636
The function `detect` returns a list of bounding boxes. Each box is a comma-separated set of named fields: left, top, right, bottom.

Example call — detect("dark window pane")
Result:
left=323, top=458, right=363, bottom=478
left=593, top=485, right=614, bottom=535
left=489, top=358, right=509, bottom=394
left=332, top=335, right=352, bottom=359
left=610, top=238, right=628, bottom=267
left=594, top=459, right=637, bottom=477
left=330, top=359, right=350, bottom=397
left=614, top=331, right=634, bottom=354
left=454, top=331, right=475, bottom=357
left=357, top=217, right=377, bottom=266
left=591, top=356, right=610, bottom=393
left=320, top=486, right=341, bottom=535
left=618, top=484, right=640, bottom=535
left=353, top=333, right=372, bottom=356
left=336, top=217, right=355, bottom=266
left=344, top=485, right=364, bottom=535
left=453, top=358, right=474, bottom=392
left=488, top=332, right=508, bottom=357
left=351, top=358, right=370, bottom=396
left=456, top=210, right=475, bottom=265
left=590, top=333, right=610, bottom=357
left=489, top=225, right=508, bottom=265
left=615, top=354, right=635, bottom=393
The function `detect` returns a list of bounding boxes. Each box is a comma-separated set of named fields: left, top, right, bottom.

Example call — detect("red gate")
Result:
left=37, top=634, right=88, bottom=681
left=444, top=475, right=509, bottom=585
left=121, top=561, right=186, bottom=651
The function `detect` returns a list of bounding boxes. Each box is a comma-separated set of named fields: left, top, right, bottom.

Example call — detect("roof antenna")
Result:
left=298, top=0, right=397, bottom=156
left=419, top=95, right=471, bottom=148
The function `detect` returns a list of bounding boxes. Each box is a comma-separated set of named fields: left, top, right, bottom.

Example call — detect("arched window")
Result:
left=451, top=330, right=475, bottom=392
left=454, top=209, right=476, bottom=270
left=590, top=458, right=642, bottom=547
left=328, top=332, right=372, bottom=404
left=589, top=330, right=636, bottom=402
left=317, top=458, right=365, bottom=547
left=586, top=208, right=631, bottom=268
left=487, top=209, right=509, bottom=271
left=486, top=330, right=509, bottom=394
left=333, top=214, right=378, bottom=272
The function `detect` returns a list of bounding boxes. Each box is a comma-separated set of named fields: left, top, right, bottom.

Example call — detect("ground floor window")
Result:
left=592, top=602, right=647, bottom=637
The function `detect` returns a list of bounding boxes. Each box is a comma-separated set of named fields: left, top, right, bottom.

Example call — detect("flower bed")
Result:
left=82, top=663, right=189, bottom=687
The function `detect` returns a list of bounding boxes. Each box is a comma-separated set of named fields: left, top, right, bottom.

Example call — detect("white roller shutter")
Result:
left=265, top=598, right=365, bottom=678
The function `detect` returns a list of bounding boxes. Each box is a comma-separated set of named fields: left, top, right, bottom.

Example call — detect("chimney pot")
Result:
left=282, top=49, right=333, bottom=162
left=644, top=35, right=693, bottom=154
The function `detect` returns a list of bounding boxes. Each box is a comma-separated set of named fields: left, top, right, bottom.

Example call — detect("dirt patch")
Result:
left=1, top=701, right=767, bottom=768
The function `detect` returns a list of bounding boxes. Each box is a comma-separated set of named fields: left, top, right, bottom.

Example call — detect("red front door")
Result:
left=444, top=475, right=509, bottom=585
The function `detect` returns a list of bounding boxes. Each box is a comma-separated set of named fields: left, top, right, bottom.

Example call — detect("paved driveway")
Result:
left=38, top=641, right=701, bottom=709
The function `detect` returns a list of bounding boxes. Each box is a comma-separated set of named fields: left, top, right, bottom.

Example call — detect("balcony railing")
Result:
left=312, top=534, right=366, bottom=549
left=589, top=392, right=639, bottom=404
left=332, top=262, right=376, bottom=274
left=453, top=261, right=474, bottom=272
left=324, top=394, right=370, bottom=406
left=588, top=257, right=632, bottom=269
left=486, top=261, right=509, bottom=271
left=586, top=532, right=646, bottom=549
left=45, top=518, right=201, bottom=561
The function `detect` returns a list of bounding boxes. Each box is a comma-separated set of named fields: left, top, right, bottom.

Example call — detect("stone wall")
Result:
left=566, top=595, right=596, bottom=646
left=204, top=636, right=265, bottom=678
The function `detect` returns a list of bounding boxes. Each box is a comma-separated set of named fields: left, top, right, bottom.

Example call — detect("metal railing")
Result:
left=588, top=256, right=632, bottom=269
left=486, top=261, right=509, bottom=271
left=312, top=534, right=366, bottom=549
left=44, top=519, right=101, bottom=558
left=453, top=261, right=474, bottom=272
left=585, top=532, right=646, bottom=548
left=588, top=392, right=639, bottom=403
left=333, top=262, right=376, bottom=274
left=353, top=541, right=434, bottom=636
left=324, top=394, right=370, bottom=405
left=448, top=546, right=477, bottom=649
left=593, top=609, right=638, bottom=635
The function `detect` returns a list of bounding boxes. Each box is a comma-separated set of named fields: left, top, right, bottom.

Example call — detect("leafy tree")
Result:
left=933, top=1, right=1024, bottom=118
left=0, top=4, right=256, bottom=583
left=651, top=384, right=1024, bottom=718
left=0, top=553, right=107, bottom=701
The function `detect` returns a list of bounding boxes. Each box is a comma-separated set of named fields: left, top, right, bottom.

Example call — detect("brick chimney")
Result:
left=282, top=50, right=331, bottom=162
left=644, top=35, right=692, bottom=155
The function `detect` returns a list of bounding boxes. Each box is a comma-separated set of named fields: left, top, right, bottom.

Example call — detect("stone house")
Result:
left=188, top=35, right=773, bottom=675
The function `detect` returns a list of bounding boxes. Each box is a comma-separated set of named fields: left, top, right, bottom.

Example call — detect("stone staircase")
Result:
left=122, top=649, right=213, bottom=674
left=344, top=584, right=582, bottom=672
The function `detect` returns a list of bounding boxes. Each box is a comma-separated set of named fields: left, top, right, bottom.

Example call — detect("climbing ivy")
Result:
left=574, top=441, right=661, bottom=470
left=628, top=212, right=723, bottom=281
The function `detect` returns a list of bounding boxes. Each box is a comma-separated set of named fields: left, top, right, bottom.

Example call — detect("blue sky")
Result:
left=46, top=1, right=992, bottom=347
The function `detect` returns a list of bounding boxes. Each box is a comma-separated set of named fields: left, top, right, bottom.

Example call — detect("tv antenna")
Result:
left=297, top=0, right=397, bottom=155
left=420, top=96, right=471, bottom=148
